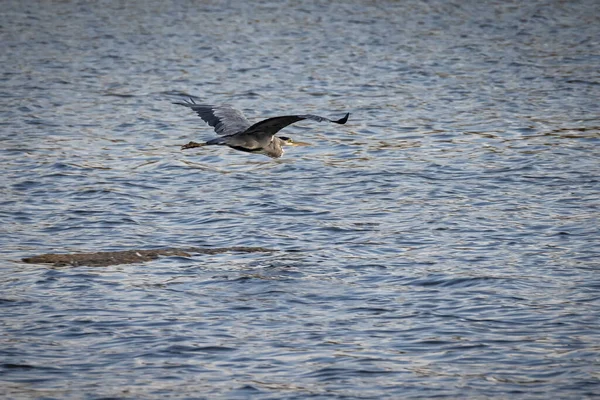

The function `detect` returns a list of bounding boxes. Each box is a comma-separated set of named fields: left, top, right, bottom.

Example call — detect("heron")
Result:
left=174, top=98, right=349, bottom=158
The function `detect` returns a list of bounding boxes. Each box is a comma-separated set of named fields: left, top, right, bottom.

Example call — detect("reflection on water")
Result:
left=1, top=0, right=599, bottom=398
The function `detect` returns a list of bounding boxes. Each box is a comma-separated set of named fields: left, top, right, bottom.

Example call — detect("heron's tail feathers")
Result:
left=205, top=137, right=227, bottom=145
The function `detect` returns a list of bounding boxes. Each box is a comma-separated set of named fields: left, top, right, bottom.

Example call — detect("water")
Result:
left=1, top=0, right=599, bottom=398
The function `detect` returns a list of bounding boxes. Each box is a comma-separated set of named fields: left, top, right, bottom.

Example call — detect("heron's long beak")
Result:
left=289, top=141, right=311, bottom=147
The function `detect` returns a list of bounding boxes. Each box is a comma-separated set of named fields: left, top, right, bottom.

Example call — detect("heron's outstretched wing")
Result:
left=245, top=112, right=349, bottom=136
left=173, top=98, right=252, bottom=136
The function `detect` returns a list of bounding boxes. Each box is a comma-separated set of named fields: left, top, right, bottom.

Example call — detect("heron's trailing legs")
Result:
left=181, top=141, right=206, bottom=150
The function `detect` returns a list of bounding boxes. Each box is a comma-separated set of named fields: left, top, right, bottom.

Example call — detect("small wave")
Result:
left=408, top=274, right=507, bottom=288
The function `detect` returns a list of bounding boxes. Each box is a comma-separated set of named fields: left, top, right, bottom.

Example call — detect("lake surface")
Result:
left=1, top=0, right=599, bottom=398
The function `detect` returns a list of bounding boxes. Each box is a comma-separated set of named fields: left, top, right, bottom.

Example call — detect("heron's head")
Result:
left=278, top=136, right=310, bottom=147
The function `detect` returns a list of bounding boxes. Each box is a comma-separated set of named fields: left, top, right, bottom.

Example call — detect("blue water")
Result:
left=1, top=0, right=599, bottom=398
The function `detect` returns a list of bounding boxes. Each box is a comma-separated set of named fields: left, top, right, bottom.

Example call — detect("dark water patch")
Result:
left=1, top=363, right=40, bottom=371
left=162, top=345, right=236, bottom=355
left=347, top=307, right=395, bottom=315
left=103, top=92, right=138, bottom=98
left=306, top=366, right=397, bottom=381
left=407, top=274, right=510, bottom=288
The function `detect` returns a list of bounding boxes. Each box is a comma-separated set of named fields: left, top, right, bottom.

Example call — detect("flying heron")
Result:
left=174, top=98, right=349, bottom=158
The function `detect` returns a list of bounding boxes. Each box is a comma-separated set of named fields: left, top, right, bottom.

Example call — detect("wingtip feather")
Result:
left=173, top=97, right=197, bottom=107
left=335, top=113, right=350, bottom=124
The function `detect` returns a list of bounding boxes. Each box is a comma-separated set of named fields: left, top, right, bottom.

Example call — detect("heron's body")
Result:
left=175, top=98, right=349, bottom=158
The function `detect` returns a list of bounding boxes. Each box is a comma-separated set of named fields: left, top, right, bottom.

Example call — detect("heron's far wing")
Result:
left=173, top=98, right=252, bottom=136
left=298, top=113, right=350, bottom=125
left=245, top=112, right=350, bottom=136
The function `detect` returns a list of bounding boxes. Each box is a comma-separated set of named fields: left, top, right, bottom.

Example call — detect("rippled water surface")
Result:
left=2, top=0, right=600, bottom=398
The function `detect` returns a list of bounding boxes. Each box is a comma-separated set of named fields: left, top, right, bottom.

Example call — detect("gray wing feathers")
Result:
left=245, top=112, right=350, bottom=136
left=173, top=98, right=252, bottom=136
left=298, top=113, right=349, bottom=124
